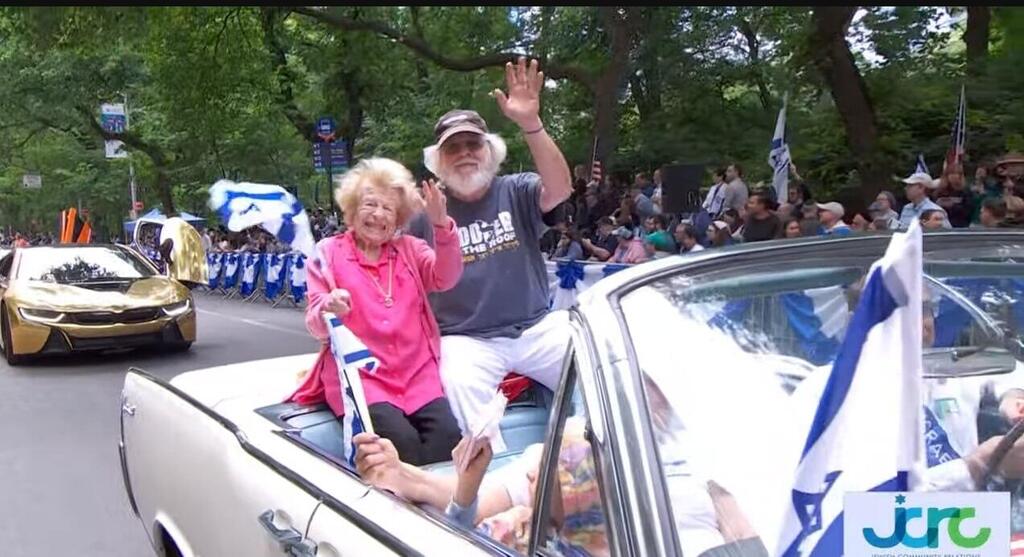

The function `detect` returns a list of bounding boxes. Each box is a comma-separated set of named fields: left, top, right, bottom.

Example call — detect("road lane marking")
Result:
left=196, top=308, right=310, bottom=338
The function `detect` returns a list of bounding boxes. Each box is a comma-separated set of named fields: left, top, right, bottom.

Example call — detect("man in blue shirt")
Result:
left=899, top=172, right=951, bottom=230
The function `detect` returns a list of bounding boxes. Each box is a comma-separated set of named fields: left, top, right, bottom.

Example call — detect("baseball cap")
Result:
left=816, top=201, right=845, bottom=219
left=433, top=109, right=489, bottom=147
left=613, top=226, right=635, bottom=240
left=902, top=172, right=936, bottom=188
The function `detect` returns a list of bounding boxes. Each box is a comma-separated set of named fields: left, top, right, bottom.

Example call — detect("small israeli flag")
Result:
left=323, top=314, right=379, bottom=467
left=915, top=153, right=929, bottom=175
left=208, top=180, right=315, bottom=258
left=769, top=93, right=791, bottom=203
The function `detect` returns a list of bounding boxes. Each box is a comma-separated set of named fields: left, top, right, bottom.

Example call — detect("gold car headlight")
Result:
left=161, top=299, right=192, bottom=317
left=19, top=307, right=67, bottom=324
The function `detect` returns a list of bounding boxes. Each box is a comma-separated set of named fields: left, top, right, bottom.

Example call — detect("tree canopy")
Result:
left=0, top=6, right=1017, bottom=237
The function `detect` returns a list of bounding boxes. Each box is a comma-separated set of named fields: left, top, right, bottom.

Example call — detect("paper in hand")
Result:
left=456, top=391, right=508, bottom=472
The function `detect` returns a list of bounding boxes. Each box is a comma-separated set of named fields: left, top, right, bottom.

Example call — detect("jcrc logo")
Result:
left=844, top=492, right=1009, bottom=556
left=862, top=494, right=988, bottom=549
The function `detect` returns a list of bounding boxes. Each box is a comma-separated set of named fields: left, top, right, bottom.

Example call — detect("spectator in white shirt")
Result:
left=898, top=172, right=951, bottom=230
left=702, top=168, right=728, bottom=218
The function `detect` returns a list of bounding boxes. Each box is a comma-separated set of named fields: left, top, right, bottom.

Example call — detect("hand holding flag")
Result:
left=323, top=314, right=380, bottom=466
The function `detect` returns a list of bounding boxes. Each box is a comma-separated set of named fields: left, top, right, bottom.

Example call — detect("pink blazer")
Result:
left=288, top=217, right=463, bottom=416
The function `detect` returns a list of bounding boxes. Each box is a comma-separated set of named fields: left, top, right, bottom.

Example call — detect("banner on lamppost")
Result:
left=22, top=173, right=41, bottom=189
left=101, top=103, right=127, bottom=134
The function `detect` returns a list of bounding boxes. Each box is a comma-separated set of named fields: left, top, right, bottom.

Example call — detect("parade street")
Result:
left=0, top=294, right=319, bottom=557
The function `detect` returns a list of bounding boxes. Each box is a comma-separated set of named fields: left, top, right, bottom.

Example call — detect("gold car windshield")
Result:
left=17, top=246, right=156, bottom=283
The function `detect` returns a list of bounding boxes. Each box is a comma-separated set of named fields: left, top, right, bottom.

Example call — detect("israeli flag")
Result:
left=915, top=153, right=929, bottom=175
left=290, top=254, right=307, bottom=303
left=240, top=253, right=261, bottom=296
left=207, top=253, right=223, bottom=289
left=208, top=180, right=315, bottom=258
left=222, top=253, right=241, bottom=289
left=769, top=93, right=791, bottom=203
left=264, top=254, right=287, bottom=299
left=323, top=314, right=379, bottom=467
left=775, top=221, right=924, bottom=556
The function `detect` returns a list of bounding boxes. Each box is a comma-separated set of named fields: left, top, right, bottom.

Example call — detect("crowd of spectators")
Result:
left=538, top=153, right=1024, bottom=265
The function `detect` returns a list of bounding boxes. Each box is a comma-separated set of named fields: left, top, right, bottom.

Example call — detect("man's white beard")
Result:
left=439, top=157, right=499, bottom=200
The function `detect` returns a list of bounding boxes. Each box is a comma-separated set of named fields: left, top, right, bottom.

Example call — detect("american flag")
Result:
left=1012, top=532, right=1024, bottom=556
left=945, top=85, right=966, bottom=170
left=591, top=160, right=603, bottom=183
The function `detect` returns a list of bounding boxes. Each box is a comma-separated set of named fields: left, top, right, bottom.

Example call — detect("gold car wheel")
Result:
left=2, top=305, right=26, bottom=366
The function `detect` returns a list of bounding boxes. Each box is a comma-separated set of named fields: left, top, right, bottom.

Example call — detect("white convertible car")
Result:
left=120, top=231, right=1024, bottom=557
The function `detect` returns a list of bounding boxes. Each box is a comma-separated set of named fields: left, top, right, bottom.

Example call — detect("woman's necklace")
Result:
left=361, top=249, right=394, bottom=308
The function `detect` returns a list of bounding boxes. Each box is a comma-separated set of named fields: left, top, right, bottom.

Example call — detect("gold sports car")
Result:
left=0, top=244, right=196, bottom=365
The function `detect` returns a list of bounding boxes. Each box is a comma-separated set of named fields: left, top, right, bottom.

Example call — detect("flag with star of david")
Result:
left=774, top=221, right=925, bottom=556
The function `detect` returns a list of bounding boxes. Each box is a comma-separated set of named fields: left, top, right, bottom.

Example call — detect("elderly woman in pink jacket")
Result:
left=289, top=157, right=464, bottom=466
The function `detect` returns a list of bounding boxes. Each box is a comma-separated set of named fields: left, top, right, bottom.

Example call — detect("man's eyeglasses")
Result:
left=440, top=138, right=485, bottom=156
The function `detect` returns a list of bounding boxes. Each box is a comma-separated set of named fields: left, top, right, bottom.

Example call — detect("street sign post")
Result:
left=313, top=116, right=339, bottom=204
left=22, top=173, right=42, bottom=189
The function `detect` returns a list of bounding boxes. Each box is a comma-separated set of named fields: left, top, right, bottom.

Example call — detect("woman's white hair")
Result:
left=422, top=133, right=507, bottom=176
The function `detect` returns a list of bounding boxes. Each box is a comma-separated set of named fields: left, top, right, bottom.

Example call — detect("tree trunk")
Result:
left=739, top=17, right=772, bottom=113
left=809, top=7, right=888, bottom=197
left=591, top=8, right=639, bottom=166
left=155, top=167, right=176, bottom=216
left=965, top=7, right=990, bottom=75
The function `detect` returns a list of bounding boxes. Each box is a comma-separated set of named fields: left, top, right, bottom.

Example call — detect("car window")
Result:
left=530, top=363, right=610, bottom=557
left=617, top=246, right=1024, bottom=556
left=0, top=252, right=12, bottom=280
left=16, top=246, right=155, bottom=282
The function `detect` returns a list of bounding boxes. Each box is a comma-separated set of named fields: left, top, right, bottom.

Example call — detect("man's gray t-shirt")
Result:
left=407, top=173, right=549, bottom=339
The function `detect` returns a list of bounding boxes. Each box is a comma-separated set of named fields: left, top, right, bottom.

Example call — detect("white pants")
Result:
left=439, top=310, right=570, bottom=452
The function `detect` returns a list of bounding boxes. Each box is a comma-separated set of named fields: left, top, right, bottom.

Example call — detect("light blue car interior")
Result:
left=257, top=382, right=554, bottom=476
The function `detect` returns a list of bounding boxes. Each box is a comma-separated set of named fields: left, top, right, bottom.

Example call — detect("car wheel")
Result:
left=2, top=306, right=26, bottom=366
left=166, top=341, right=192, bottom=353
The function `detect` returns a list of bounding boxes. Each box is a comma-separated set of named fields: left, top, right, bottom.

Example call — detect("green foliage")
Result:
left=1, top=6, right=1019, bottom=233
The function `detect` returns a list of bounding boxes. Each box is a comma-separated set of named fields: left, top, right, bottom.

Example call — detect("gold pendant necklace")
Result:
left=362, top=249, right=394, bottom=308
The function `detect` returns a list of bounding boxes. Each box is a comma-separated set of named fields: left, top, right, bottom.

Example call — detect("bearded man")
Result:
left=407, top=57, right=573, bottom=450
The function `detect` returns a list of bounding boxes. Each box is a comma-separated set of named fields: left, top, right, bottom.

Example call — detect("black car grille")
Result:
left=66, top=307, right=163, bottom=325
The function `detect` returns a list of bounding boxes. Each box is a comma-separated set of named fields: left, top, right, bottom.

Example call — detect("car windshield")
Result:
left=618, top=241, right=1024, bottom=556
left=16, top=246, right=156, bottom=283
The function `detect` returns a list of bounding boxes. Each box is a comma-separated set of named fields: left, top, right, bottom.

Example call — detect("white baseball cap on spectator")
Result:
left=815, top=201, right=845, bottom=220
left=902, top=172, right=939, bottom=190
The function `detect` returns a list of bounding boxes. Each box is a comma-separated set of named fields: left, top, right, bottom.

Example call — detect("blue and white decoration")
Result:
left=221, top=253, right=241, bottom=290
left=290, top=254, right=308, bottom=303
left=206, top=253, right=224, bottom=289
left=263, top=253, right=289, bottom=300
left=322, top=314, right=379, bottom=467
left=208, top=179, right=316, bottom=258
left=775, top=221, right=924, bottom=556
left=239, top=253, right=263, bottom=297
left=769, top=92, right=791, bottom=203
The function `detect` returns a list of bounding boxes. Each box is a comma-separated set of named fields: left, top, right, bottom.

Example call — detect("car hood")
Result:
left=169, top=352, right=320, bottom=411
left=13, top=277, right=188, bottom=311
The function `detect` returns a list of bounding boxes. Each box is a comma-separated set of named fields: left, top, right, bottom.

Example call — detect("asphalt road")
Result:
left=0, top=293, right=319, bottom=557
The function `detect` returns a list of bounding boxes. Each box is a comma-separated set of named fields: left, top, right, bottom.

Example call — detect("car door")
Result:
left=121, top=370, right=321, bottom=557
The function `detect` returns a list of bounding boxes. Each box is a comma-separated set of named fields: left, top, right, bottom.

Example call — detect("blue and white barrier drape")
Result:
left=290, top=254, right=308, bottom=304
left=239, top=253, right=264, bottom=297
left=701, top=286, right=849, bottom=366
left=222, top=253, right=241, bottom=290
left=546, top=260, right=624, bottom=311
left=264, top=253, right=289, bottom=300
left=207, top=253, right=224, bottom=289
